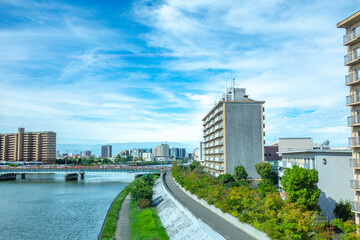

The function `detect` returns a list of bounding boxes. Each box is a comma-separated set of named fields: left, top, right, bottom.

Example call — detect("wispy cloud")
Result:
left=0, top=0, right=356, bottom=148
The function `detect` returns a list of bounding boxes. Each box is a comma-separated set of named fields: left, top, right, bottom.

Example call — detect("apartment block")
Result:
left=0, top=128, right=56, bottom=164
left=202, top=87, right=265, bottom=178
left=338, top=10, right=360, bottom=224
left=154, top=143, right=170, bottom=160
left=101, top=145, right=112, bottom=158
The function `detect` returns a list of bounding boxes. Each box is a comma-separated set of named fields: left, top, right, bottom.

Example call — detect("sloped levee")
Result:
left=153, top=175, right=225, bottom=240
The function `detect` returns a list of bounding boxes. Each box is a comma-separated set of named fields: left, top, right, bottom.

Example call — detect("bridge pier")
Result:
left=80, top=173, right=85, bottom=180
left=21, top=173, right=26, bottom=179
left=65, top=173, right=78, bottom=181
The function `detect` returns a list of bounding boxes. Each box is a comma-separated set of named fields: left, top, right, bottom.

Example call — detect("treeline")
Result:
left=172, top=161, right=360, bottom=239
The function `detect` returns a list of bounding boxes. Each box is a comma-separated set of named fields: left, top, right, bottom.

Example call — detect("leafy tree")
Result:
left=103, top=158, right=112, bottom=164
left=281, top=165, right=320, bottom=211
left=126, top=155, right=133, bottom=162
left=255, top=162, right=273, bottom=179
left=257, top=179, right=276, bottom=197
left=334, top=200, right=353, bottom=221
left=188, top=160, right=201, bottom=171
left=255, top=162, right=278, bottom=184
left=233, top=165, right=248, bottom=181
left=217, top=173, right=235, bottom=184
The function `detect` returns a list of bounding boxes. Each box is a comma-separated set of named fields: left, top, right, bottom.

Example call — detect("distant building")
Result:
left=81, top=151, right=92, bottom=158
left=202, top=87, right=265, bottom=178
left=142, top=152, right=154, bottom=162
left=278, top=149, right=353, bottom=220
left=272, top=137, right=313, bottom=154
left=101, top=145, right=112, bottom=158
left=338, top=10, right=360, bottom=224
left=200, top=142, right=204, bottom=161
left=0, top=128, right=56, bottom=164
left=154, top=143, right=170, bottom=160
left=264, top=146, right=281, bottom=170
left=194, top=148, right=200, bottom=161
left=119, top=150, right=130, bottom=157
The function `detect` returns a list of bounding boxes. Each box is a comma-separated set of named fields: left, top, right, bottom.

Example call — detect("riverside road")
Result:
left=163, top=171, right=255, bottom=240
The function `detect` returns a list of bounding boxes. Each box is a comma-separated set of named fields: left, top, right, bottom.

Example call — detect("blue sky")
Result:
left=0, top=0, right=357, bottom=147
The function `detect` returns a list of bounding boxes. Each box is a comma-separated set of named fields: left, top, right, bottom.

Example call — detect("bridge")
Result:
left=0, top=165, right=169, bottom=180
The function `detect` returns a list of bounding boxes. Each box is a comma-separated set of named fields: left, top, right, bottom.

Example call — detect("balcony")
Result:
left=350, top=180, right=360, bottom=190
left=347, top=115, right=360, bottom=126
left=351, top=201, right=360, bottom=212
left=346, top=73, right=360, bottom=85
left=344, top=27, right=360, bottom=46
left=346, top=94, right=360, bottom=106
left=350, top=158, right=360, bottom=168
left=344, top=49, right=360, bottom=66
left=349, top=137, right=360, bottom=147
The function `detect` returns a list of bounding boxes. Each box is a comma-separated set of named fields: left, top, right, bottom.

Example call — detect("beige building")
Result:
left=272, top=137, right=314, bottom=155
left=0, top=128, right=56, bottom=164
left=202, top=87, right=265, bottom=178
left=154, top=143, right=170, bottom=160
left=338, top=10, right=360, bottom=224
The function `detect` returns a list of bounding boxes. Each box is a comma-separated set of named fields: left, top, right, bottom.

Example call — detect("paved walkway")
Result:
left=114, top=194, right=131, bottom=240
left=163, top=172, right=255, bottom=240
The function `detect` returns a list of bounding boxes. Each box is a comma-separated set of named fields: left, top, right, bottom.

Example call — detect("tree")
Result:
left=281, top=165, right=320, bottom=211
left=126, top=155, right=133, bottom=162
left=189, top=160, right=201, bottom=171
left=255, top=162, right=273, bottom=179
left=233, top=165, right=248, bottom=181
left=334, top=200, right=353, bottom=221
left=217, top=173, right=235, bottom=184
left=255, top=162, right=279, bottom=184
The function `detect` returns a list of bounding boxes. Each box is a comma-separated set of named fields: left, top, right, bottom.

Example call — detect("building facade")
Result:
left=278, top=149, right=353, bottom=220
left=338, top=11, right=360, bottom=224
left=142, top=152, right=154, bottom=162
left=101, top=145, right=112, bottom=158
left=0, top=128, right=56, bottom=164
left=154, top=143, right=170, bottom=160
left=81, top=151, right=92, bottom=158
left=202, top=87, right=265, bottom=178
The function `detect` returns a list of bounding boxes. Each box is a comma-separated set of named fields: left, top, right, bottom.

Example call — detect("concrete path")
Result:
left=163, top=172, right=255, bottom=240
left=114, top=194, right=131, bottom=240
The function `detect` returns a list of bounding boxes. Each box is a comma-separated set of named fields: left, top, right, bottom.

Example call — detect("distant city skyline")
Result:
left=0, top=1, right=358, bottom=146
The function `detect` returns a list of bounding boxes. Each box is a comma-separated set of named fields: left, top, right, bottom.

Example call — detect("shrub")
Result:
left=334, top=200, right=352, bottom=221
left=138, top=198, right=151, bottom=209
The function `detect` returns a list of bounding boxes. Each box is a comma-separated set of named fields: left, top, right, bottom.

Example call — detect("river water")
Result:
left=0, top=173, right=134, bottom=240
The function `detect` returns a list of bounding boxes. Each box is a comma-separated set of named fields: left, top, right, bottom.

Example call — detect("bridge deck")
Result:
left=0, top=166, right=169, bottom=174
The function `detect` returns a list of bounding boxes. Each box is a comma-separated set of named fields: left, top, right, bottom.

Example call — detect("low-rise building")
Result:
left=278, top=149, right=353, bottom=220
left=142, top=152, right=154, bottom=162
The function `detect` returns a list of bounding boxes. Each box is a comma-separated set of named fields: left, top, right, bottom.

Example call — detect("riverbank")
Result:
left=99, top=173, right=167, bottom=240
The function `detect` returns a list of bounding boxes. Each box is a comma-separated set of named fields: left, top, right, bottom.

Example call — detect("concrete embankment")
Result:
left=153, top=175, right=225, bottom=240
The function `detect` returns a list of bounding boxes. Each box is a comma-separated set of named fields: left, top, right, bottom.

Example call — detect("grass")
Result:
left=100, top=180, right=137, bottom=240
left=129, top=201, right=169, bottom=240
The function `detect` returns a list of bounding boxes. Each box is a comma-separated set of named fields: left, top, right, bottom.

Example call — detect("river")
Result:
left=0, top=173, right=134, bottom=240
